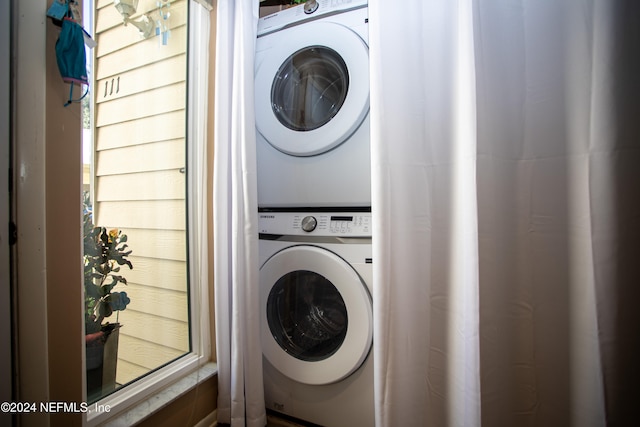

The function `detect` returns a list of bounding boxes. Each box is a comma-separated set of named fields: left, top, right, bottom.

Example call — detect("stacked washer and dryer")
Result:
left=255, top=1, right=373, bottom=426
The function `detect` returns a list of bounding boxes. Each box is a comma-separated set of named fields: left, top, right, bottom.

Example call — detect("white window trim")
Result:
left=84, top=1, right=214, bottom=424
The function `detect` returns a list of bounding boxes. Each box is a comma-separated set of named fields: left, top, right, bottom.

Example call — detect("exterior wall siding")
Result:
left=93, top=0, right=189, bottom=385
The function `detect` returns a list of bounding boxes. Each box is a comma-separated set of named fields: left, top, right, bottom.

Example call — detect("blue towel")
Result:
left=56, top=17, right=89, bottom=106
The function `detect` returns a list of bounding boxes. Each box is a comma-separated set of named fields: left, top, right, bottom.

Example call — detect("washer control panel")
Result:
left=258, top=0, right=367, bottom=36
left=259, top=211, right=371, bottom=237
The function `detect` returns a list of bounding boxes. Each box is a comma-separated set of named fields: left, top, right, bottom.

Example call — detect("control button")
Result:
left=304, top=0, right=319, bottom=14
left=301, top=216, right=318, bottom=232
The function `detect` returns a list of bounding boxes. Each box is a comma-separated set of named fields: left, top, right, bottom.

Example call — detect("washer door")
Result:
left=260, top=245, right=373, bottom=385
left=255, top=21, right=369, bottom=157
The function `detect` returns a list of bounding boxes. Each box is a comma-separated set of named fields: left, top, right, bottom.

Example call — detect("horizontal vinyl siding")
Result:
left=93, top=0, right=189, bottom=386
left=97, top=201, right=186, bottom=230
left=116, top=309, right=188, bottom=350
left=116, top=335, right=187, bottom=384
left=95, top=55, right=186, bottom=103
left=96, top=27, right=188, bottom=80
left=95, top=82, right=186, bottom=127
left=117, top=229, right=187, bottom=261
left=123, top=283, right=189, bottom=322
left=96, top=170, right=185, bottom=201
left=96, top=139, right=185, bottom=176
left=121, top=256, right=188, bottom=293
left=96, top=112, right=186, bottom=150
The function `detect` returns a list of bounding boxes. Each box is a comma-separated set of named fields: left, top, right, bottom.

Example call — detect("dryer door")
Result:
left=255, top=21, right=369, bottom=156
left=260, top=245, right=372, bottom=385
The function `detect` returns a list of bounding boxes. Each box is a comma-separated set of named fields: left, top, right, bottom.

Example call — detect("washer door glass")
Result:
left=255, top=21, right=369, bottom=157
left=271, top=46, right=349, bottom=132
left=267, top=270, right=348, bottom=362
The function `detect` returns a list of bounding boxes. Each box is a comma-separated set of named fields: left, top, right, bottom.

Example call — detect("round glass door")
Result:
left=260, top=245, right=372, bottom=385
left=255, top=21, right=369, bottom=156
left=271, top=46, right=349, bottom=132
left=267, top=270, right=348, bottom=362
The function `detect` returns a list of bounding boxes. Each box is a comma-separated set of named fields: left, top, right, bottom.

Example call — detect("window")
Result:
left=82, top=0, right=211, bottom=422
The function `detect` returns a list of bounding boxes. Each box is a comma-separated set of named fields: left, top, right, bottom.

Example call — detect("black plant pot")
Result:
left=86, top=323, right=120, bottom=402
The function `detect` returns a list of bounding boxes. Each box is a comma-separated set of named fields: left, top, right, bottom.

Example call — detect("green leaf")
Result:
left=96, top=300, right=113, bottom=318
left=85, top=283, right=101, bottom=300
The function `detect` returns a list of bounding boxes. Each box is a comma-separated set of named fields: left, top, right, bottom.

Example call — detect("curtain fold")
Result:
left=370, top=0, right=639, bottom=425
left=213, top=1, right=265, bottom=426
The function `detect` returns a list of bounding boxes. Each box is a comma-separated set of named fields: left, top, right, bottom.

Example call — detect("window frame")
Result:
left=12, top=0, right=214, bottom=423
left=82, top=0, right=214, bottom=424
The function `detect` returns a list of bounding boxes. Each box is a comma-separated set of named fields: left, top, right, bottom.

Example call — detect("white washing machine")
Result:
left=255, top=0, right=370, bottom=208
left=259, top=210, right=373, bottom=426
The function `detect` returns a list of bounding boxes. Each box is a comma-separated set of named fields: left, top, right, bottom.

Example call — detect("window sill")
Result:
left=100, top=362, right=217, bottom=427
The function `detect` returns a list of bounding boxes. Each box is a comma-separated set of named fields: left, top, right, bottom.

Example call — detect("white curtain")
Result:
left=370, top=0, right=640, bottom=426
left=213, top=0, right=266, bottom=426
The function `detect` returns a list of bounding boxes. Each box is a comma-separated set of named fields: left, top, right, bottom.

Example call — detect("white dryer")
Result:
left=259, top=210, right=373, bottom=426
left=255, top=1, right=370, bottom=208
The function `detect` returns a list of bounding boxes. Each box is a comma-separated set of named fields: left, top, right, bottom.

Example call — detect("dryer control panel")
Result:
left=259, top=211, right=371, bottom=237
left=258, top=0, right=367, bottom=36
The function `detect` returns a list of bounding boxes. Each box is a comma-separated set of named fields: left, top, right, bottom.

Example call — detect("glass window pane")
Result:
left=83, top=0, right=190, bottom=403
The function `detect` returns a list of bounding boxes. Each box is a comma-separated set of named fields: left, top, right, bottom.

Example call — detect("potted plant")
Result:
left=83, top=195, right=133, bottom=400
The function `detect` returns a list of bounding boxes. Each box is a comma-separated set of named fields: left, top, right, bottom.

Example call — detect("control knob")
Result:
left=304, top=0, right=319, bottom=14
left=301, top=216, right=317, bottom=232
